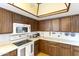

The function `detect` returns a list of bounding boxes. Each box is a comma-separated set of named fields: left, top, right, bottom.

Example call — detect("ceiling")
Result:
left=0, top=3, right=79, bottom=20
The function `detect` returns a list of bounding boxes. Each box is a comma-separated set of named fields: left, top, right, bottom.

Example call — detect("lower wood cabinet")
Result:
left=39, top=40, right=59, bottom=56
left=34, top=39, right=79, bottom=56
left=72, top=46, right=79, bottom=56
left=34, top=40, right=40, bottom=56
left=58, top=43, right=72, bottom=56
left=47, top=44, right=59, bottom=56
left=2, top=49, right=17, bottom=56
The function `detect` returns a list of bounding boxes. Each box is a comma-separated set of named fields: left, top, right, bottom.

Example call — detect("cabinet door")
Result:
left=71, top=15, right=79, bottom=32
left=0, top=8, right=13, bottom=33
left=39, top=40, right=49, bottom=54
left=13, top=13, right=22, bottom=20
left=39, top=20, right=51, bottom=31
left=72, top=46, right=79, bottom=56
left=60, top=17, right=71, bottom=32
left=59, top=43, right=71, bottom=56
left=73, top=51, right=79, bottom=56
left=48, top=44, right=59, bottom=56
left=13, top=13, right=23, bottom=23
left=39, top=40, right=59, bottom=56
left=51, top=19, right=60, bottom=32
left=59, top=47, right=71, bottom=56
left=34, top=40, right=40, bottom=56
left=31, top=20, right=38, bottom=31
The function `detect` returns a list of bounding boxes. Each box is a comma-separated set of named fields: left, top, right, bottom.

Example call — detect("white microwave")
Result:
left=13, top=23, right=31, bottom=34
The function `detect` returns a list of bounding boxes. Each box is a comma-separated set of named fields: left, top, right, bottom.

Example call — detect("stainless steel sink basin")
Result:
left=13, top=39, right=32, bottom=46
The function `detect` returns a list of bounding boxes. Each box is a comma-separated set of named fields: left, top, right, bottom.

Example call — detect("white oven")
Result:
left=13, top=23, right=31, bottom=34
left=17, top=43, right=34, bottom=56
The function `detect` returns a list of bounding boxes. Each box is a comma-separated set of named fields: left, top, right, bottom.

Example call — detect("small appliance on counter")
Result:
left=32, top=33, right=40, bottom=38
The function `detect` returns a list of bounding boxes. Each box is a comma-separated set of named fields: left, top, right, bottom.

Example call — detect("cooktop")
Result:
left=13, top=39, right=32, bottom=46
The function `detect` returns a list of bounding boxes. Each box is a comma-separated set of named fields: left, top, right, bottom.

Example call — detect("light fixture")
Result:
left=9, top=3, right=70, bottom=17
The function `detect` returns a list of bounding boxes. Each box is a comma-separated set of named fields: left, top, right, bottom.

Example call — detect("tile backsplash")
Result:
left=39, top=32, right=79, bottom=41
left=0, top=31, right=79, bottom=42
left=0, top=34, right=10, bottom=42
left=0, top=32, right=38, bottom=42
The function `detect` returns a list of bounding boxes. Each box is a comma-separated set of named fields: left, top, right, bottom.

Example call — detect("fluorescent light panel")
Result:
left=10, top=3, right=69, bottom=17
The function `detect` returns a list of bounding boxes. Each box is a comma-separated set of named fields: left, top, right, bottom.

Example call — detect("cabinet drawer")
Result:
left=40, top=39, right=58, bottom=45
left=72, top=46, right=79, bottom=51
left=58, top=43, right=71, bottom=49
left=47, top=41, right=58, bottom=45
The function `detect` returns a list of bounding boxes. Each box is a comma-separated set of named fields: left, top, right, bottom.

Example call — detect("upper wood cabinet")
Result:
left=13, top=13, right=39, bottom=31
left=13, top=13, right=23, bottom=23
left=60, top=17, right=71, bottom=32
left=39, top=20, right=51, bottom=31
left=0, top=8, right=13, bottom=33
left=51, top=19, right=60, bottom=32
left=29, top=19, right=38, bottom=31
left=31, top=20, right=38, bottom=31
left=71, top=15, right=79, bottom=32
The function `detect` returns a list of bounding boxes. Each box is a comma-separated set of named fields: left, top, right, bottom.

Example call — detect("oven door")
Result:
left=17, top=43, right=34, bottom=56
left=17, top=46, right=26, bottom=56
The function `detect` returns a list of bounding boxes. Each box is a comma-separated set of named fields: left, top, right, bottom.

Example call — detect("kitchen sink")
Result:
left=13, top=39, right=32, bottom=46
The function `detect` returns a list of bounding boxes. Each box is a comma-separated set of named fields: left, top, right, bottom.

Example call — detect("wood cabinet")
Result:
left=13, top=13, right=38, bottom=31
left=38, top=15, right=79, bottom=32
left=39, top=40, right=48, bottom=54
left=72, top=46, right=79, bottom=56
left=60, top=17, right=71, bottom=32
left=0, top=8, right=39, bottom=33
left=13, top=13, right=22, bottom=21
left=51, top=19, right=60, bottom=31
left=34, top=40, right=40, bottom=56
left=39, top=20, right=51, bottom=31
left=58, top=43, right=72, bottom=56
left=13, top=13, right=26, bottom=24
left=3, top=49, right=17, bottom=56
left=38, top=17, right=71, bottom=32
left=0, top=8, right=13, bottom=33
left=71, top=15, right=79, bottom=32
left=30, top=20, right=39, bottom=31
left=34, top=39, right=79, bottom=56
left=47, top=43, right=59, bottom=56
left=39, top=40, right=59, bottom=56
left=39, top=40, right=73, bottom=56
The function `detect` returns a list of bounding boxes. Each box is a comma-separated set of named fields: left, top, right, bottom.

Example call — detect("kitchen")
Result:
left=0, top=3, right=79, bottom=56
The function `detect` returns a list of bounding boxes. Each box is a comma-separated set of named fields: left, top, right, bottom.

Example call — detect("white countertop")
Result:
left=0, top=36, right=79, bottom=56
left=0, top=43, right=17, bottom=56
